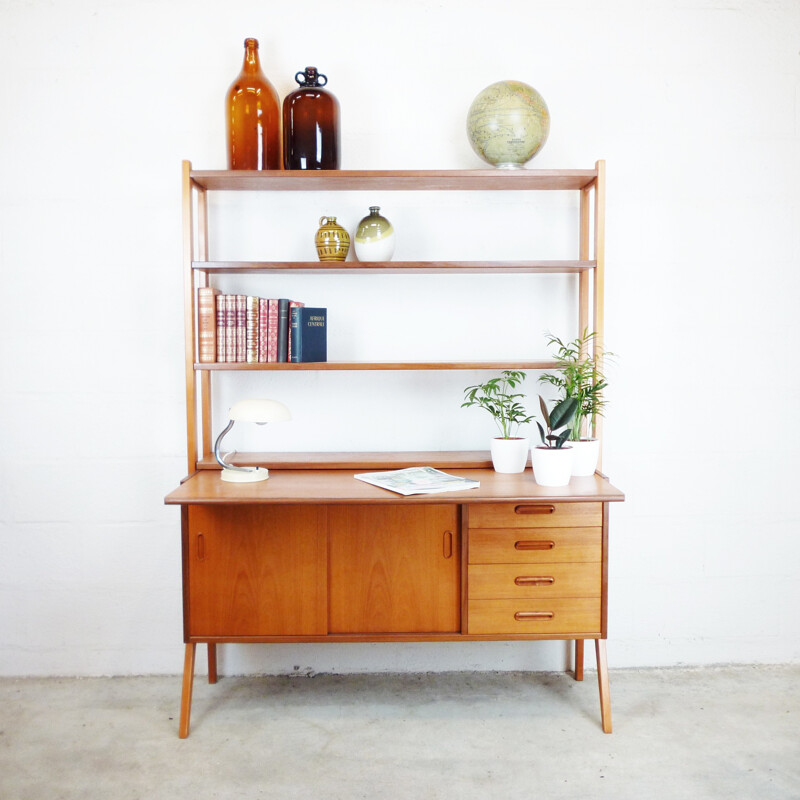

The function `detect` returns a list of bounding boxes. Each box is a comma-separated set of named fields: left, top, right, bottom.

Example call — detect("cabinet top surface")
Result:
left=165, top=469, right=624, bottom=505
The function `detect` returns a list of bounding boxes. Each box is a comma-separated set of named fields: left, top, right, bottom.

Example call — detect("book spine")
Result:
left=267, top=299, right=278, bottom=362
left=290, top=305, right=301, bottom=363
left=288, top=301, right=304, bottom=362
left=235, top=294, right=246, bottom=362
left=225, top=295, right=236, bottom=363
left=277, top=298, right=290, bottom=362
left=246, top=296, right=259, bottom=363
left=197, top=287, right=218, bottom=363
left=258, top=298, right=269, bottom=362
left=215, top=293, right=226, bottom=362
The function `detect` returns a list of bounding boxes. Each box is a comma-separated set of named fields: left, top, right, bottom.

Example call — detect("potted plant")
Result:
left=531, top=395, right=578, bottom=486
left=462, top=370, right=534, bottom=473
left=539, top=330, right=610, bottom=477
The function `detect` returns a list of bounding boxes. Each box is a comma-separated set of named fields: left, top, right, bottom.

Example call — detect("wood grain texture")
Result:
left=468, top=501, right=603, bottom=529
left=187, top=505, right=327, bottom=636
left=468, top=527, right=602, bottom=565
left=328, top=505, right=460, bottom=633
left=166, top=470, right=625, bottom=506
left=467, top=562, right=601, bottom=599
left=467, top=597, right=601, bottom=635
left=190, top=168, right=599, bottom=192
left=193, top=260, right=596, bottom=274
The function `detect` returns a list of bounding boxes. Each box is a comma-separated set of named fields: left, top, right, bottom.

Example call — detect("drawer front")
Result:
left=467, top=598, right=601, bottom=635
left=468, top=527, right=601, bottom=565
left=469, top=502, right=602, bottom=529
left=468, top=562, right=601, bottom=600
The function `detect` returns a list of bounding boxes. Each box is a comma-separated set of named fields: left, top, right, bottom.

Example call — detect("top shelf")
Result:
left=189, top=168, right=599, bottom=192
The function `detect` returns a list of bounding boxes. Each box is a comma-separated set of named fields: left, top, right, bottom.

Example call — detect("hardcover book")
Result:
left=276, top=298, right=290, bottom=362
left=267, top=298, right=279, bottom=362
left=215, top=292, right=226, bottom=362
left=197, top=287, right=219, bottom=363
left=258, top=298, right=269, bottom=362
left=246, top=295, right=259, bottom=363
left=290, top=307, right=327, bottom=363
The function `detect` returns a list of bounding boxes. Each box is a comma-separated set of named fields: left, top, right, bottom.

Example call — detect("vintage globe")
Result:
left=466, top=80, right=550, bottom=168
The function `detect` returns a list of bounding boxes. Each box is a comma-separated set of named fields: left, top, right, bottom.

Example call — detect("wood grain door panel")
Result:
left=188, top=505, right=327, bottom=636
left=328, top=505, right=460, bottom=633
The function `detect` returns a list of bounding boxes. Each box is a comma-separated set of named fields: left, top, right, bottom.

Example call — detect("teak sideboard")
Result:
left=166, top=161, right=624, bottom=738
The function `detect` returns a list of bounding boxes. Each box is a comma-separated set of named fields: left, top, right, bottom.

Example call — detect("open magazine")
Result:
left=354, top=466, right=480, bottom=496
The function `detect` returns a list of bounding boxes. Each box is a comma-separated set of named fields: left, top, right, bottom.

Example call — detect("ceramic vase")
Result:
left=354, top=206, right=395, bottom=261
left=569, top=439, right=600, bottom=477
left=490, top=437, right=529, bottom=473
left=315, top=216, right=350, bottom=261
left=531, top=446, right=574, bottom=487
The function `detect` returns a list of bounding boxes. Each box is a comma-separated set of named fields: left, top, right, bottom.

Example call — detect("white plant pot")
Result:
left=531, top=445, right=574, bottom=487
left=570, top=438, right=601, bottom=476
left=490, top=437, right=529, bottom=473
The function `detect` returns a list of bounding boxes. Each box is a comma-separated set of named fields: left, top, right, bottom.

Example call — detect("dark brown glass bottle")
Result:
left=283, top=67, right=340, bottom=170
left=226, top=38, right=281, bottom=170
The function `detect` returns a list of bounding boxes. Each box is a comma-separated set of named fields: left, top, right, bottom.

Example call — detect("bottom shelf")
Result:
left=197, top=451, right=499, bottom=470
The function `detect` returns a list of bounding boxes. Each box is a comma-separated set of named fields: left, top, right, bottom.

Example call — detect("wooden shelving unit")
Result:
left=182, top=161, right=606, bottom=474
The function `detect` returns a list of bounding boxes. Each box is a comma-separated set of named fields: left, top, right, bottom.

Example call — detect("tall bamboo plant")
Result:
left=462, top=370, right=534, bottom=439
left=539, top=330, right=610, bottom=442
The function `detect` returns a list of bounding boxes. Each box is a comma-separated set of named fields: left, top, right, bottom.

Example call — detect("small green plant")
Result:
left=462, top=370, right=534, bottom=439
left=536, top=396, right=578, bottom=449
left=539, top=330, right=610, bottom=441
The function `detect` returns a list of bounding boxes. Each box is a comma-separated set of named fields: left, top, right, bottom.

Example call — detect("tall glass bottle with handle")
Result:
left=225, top=38, right=281, bottom=170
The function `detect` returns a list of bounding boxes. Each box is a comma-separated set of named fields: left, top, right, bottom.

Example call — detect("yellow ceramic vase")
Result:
left=315, top=216, right=350, bottom=262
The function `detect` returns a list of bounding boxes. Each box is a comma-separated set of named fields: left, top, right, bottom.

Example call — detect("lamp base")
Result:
left=220, top=467, right=270, bottom=483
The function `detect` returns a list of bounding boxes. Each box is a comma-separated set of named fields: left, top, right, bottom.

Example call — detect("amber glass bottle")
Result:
left=225, top=38, right=281, bottom=170
left=283, top=67, right=340, bottom=170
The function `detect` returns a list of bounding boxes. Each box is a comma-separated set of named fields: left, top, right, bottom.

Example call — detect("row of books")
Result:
left=197, top=288, right=327, bottom=363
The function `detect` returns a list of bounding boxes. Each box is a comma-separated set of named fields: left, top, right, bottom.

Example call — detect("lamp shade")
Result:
left=228, top=398, right=291, bottom=424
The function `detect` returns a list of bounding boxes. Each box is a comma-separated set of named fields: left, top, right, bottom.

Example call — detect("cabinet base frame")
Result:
left=177, top=637, right=612, bottom=738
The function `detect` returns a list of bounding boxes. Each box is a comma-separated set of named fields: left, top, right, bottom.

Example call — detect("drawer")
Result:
left=468, top=562, right=601, bottom=600
left=468, top=502, right=602, bottom=529
left=468, top=527, right=601, bottom=565
left=467, top=597, right=601, bottom=635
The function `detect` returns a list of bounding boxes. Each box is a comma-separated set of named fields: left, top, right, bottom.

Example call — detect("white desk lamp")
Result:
left=214, top=398, right=291, bottom=482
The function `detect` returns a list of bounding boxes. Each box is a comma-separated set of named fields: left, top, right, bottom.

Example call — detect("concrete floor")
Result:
left=1, top=664, right=798, bottom=799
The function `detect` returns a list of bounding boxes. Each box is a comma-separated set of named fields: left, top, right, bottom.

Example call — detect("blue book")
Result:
left=290, top=307, right=327, bottom=363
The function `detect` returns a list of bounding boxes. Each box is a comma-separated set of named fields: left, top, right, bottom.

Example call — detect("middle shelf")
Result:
left=193, top=260, right=596, bottom=274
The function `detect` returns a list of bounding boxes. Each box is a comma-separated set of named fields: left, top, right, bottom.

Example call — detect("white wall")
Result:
left=1, top=0, right=798, bottom=677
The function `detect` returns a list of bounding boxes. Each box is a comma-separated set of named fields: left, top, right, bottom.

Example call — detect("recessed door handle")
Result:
left=514, top=611, right=554, bottom=621
left=197, top=533, right=206, bottom=561
left=514, top=576, right=555, bottom=586
left=443, top=530, right=453, bottom=559
left=515, top=540, right=555, bottom=551
left=514, top=504, right=556, bottom=515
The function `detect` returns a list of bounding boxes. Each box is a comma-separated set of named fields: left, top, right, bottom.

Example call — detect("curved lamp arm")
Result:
left=214, top=419, right=256, bottom=473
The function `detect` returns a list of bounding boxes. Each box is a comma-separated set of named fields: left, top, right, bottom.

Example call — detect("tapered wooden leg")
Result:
left=179, top=643, right=196, bottom=739
left=208, top=643, right=218, bottom=684
left=574, top=639, right=585, bottom=681
left=595, top=639, right=612, bottom=733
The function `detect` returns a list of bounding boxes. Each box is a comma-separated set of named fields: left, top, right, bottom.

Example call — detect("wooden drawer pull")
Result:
left=514, top=540, right=555, bottom=551
left=197, top=533, right=206, bottom=561
left=514, top=611, right=554, bottom=621
left=443, top=530, right=453, bottom=559
left=514, top=504, right=556, bottom=515
left=514, top=576, right=555, bottom=586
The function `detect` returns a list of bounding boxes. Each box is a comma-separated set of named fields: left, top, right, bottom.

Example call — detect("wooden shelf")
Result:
left=193, top=260, right=595, bottom=274
left=190, top=168, right=598, bottom=192
left=196, top=450, right=497, bottom=470
left=194, top=360, right=559, bottom=371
